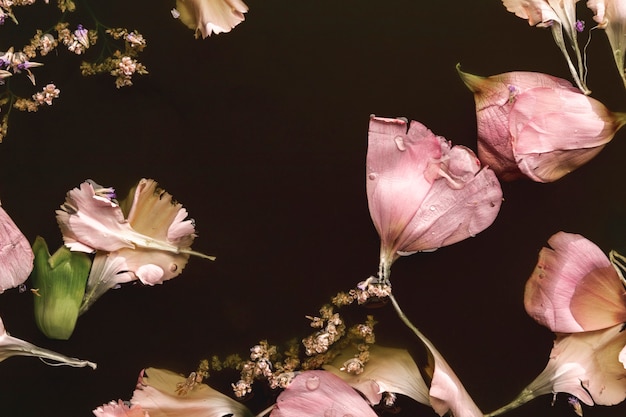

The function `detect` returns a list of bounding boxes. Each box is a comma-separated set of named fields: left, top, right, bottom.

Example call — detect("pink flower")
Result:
left=524, top=231, right=626, bottom=333
left=57, top=179, right=214, bottom=314
left=0, top=316, right=96, bottom=368
left=501, top=0, right=589, bottom=93
left=587, top=0, right=626, bottom=88
left=174, top=0, right=248, bottom=38
left=93, top=400, right=149, bottom=417
left=367, top=116, right=502, bottom=279
left=458, top=67, right=626, bottom=182
left=130, top=367, right=253, bottom=417
left=270, top=370, right=378, bottom=417
left=488, top=232, right=626, bottom=415
left=0, top=202, right=34, bottom=293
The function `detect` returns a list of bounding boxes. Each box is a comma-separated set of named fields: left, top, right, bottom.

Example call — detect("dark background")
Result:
left=0, top=1, right=626, bottom=416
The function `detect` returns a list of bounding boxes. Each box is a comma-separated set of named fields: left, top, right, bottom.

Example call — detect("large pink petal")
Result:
left=270, top=370, right=377, bottom=417
left=510, top=88, right=625, bottom=182
left=366, top=116, right=442, bottom=262
left=458, top=68, right=578, bottom=181
left=524, top=232, right=626, bottom=332
left=502, top=0, right=561, bottom=26
left=397, top=145, right=502, bottom=253
left=0, top=203, right=33, bottom=293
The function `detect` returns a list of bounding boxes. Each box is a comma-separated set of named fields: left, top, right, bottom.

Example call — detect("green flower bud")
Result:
left=31, top=236, right=91, bottom=340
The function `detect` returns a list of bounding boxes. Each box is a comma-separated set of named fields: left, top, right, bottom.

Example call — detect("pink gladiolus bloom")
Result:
left=458, top=67, right=626, bottom=182
left=0, top=316, right=96, bottom=368
left=367, top=116, right=502, bottom=279
left=93, top=400, right=149, bottom=417
left=174, top=0, right=248, bottom=38
left=525, top=231, right=626, bottom=333
left=0, top=202, right=33, bottom=293
left=587, top=0, right=626, bottom=88
left=270, top=370, right=378, bottom=417
left=501, top=0, right=589, bottom=93
left=130, top=367, right=253, bottom=417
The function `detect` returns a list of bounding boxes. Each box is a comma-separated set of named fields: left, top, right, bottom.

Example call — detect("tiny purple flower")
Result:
left=575, top=20, right=585, bottom=32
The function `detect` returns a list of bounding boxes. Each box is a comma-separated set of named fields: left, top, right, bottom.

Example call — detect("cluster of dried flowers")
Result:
left=0, top=1, right=148, bottom=141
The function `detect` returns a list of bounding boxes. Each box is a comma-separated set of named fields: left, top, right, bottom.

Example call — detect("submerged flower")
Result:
left=459, top=67, right=626, bottom=182
left=130, top=367, right=253, bottom=417
left=31, top=236, right=91, bottom=340
left=524, top=231, right=626, bottom=332
left=0, top=316, right=96, bottom=368
left=367, top=116, right=502, bottom=279
left=174, top=0, right=249, bottom=38
left=0, top=201, right=34, bottom=293
left=501, top=0, right=590, bottom=93
left=68, top=179, right=214, bottom=313
left=587, top=0, right=626, bottom=89
left=270, top=370, right=377, bottom=417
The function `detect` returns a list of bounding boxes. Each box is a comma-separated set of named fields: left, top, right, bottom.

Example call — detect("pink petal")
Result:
left=93, top=400, right=149, bottom=417
left=131, top=368, right=253, bottom=417
left=56, top=181, right=136, bottom=253
left=397, top=144, right=502, bottom=253
left=270, top=370, right=377, bottom=417
left=457, top=68, right=580, bottom=181
left=524, top=232, right=626, bottom=333
left=175, top=0, right=248, bottom=38
left=501, top=0, right=560, bottom=26
left=367, top=116, right=502, bottom=265
left=525, top=324, right=626, bottom=406
left=367, top=116, right=442, bottom=262
left=510, top=88, right=625, bottom=182
left=0, top=203, right=33, bottom=293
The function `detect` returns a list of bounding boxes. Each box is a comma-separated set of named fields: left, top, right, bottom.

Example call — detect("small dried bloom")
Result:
left=231, top=379, right=252, bottom=398
left=33, top=83, right=60, bottom=106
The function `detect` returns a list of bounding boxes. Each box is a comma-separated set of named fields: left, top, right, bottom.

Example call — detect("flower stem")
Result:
left=484, top=389, right=536, bottom=417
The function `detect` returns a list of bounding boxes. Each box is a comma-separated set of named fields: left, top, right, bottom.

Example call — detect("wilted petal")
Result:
left=525, top=232, right=626, bottom=333
left=324, top=345, right=430, bottom=406
left=510, top=87, right=626, bottom=182
left=502, top=0, right=561, bottom=26
left=131, top=367, right=253, bottom=417
left=0, top=201, right=34, bottom=293
left=459, top=67, right=626, bottom=182
left=494, top=324, right=626, bottom=412
left=56, top=180, right=137, bottom=253
left=270, top=370, right=377, bottom=417
left=367, top=116, right=502, bottom=274
left=0, top=316, right=96, bottom=368
left=587, top=0, right=626, bottom=87
left=93, top=400, right=149, bottom=417
left=175, top=0, right=248, bottom=38
left=79, top=251, right=133, bottom=315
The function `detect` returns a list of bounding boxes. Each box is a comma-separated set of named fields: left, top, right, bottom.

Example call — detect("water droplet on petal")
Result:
left=306, top=375, right=320, bottom=391
left=368, top=173, right=377, bottom=180
left=429, top=205, right=436, bottom=211
left=394, top=136, right=406, bottom=151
